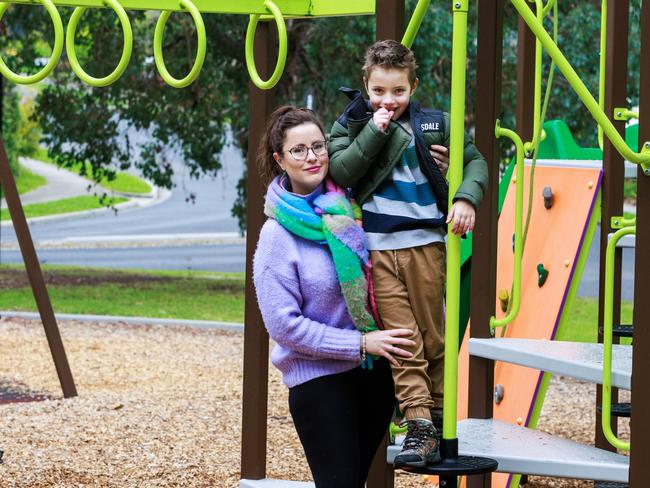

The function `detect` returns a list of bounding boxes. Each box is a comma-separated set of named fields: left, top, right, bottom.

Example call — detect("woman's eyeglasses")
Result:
left=285, top=141, right=327, bottom=160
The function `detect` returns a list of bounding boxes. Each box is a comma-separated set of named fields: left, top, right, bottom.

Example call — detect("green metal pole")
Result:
left=443, top=0, right=468, bottom=441
left=401, top=0, right=430, bottom=48
left=598, top=0, right=607, bottom=150
left=602, top=225, right=634, bottom=451
left=490, top=122, right=524, bottom=332
left=523, top=0, right=544, bottom=155
left=511, top=0, right=650, bottom=169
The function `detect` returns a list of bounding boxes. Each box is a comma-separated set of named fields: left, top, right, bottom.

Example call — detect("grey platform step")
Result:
left=240, top=479, right=314, bottom=488
left=469, top=338, right=632, bottom=389
left=608, top=233, right=636, bottom=248
left=387, top=419, right=629, bottom=482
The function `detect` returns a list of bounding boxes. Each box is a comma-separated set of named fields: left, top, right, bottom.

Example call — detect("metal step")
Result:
left=469, top=338, right=632, bottom=389
left=599, top=325, right=634, bottom=339
left=388, top=419, right=629, bottom=482
left=597, top=402, right=631, bottom=418
left=613, top=325, right=634, bottom=338
left=608, top=232, right=635, bottom=248
left=594, top=482, right=628, bottom=488
left=240, top=479, right=314, bottom=488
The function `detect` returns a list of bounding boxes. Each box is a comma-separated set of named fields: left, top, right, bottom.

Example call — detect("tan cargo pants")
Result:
left=370, top=242, right=445, bottom=421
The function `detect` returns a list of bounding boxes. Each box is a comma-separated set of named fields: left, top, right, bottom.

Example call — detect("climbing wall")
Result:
left=453, top=162, right=602, bottom=487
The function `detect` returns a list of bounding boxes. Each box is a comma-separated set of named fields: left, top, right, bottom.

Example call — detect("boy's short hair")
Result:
left=362, top=39, right=418, bottom=85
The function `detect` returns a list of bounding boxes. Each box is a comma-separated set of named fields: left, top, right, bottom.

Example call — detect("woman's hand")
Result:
left=430, top=144, right=449, bottom=177
left=365, top=329, right=415, bottom=367
left=446, top=199, right=476, bottom=235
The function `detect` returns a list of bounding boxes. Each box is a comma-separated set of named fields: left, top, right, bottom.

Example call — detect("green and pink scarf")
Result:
left=265, top=176, right=380, bottom=368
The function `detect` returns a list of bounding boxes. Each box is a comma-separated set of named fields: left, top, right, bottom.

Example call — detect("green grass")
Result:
left=557, top=297, right=634, bottom=344
left=0, top=195, right=127, bottom=221
left=35, top=148, right=151, bottom=195
left=15, top=164, right=47, bottom=195
left=624, top=178, right=637, bottom=200
left=0, top=265, right=245, bottom=323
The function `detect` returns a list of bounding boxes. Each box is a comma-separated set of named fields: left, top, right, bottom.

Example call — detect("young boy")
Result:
left=328, top=40, right=488, bottom=468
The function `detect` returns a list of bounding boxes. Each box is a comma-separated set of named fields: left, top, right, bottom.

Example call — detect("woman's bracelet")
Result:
left=361, top=332, right=367, bottom=364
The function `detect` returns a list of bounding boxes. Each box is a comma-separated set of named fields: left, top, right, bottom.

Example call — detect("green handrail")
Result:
left=597, top=0, right=607, bottom=150
left=153, top=0, right=206, bottom=88
left=511, top=0, right=650, bottom=171
left=490, top=121, right=524, bottom=333
left=0, top=0, right=64, bottom=84
left=602, top=225, right=634, bottom=451
left=245, top=0, right=287, bottom=90
left=401, top=0, right=430, bottom=49
left=523, top=0, right=549, bottom=155
left=442, top=0, right=468, bottom=441
left=66, top=0, right=133, bottom=87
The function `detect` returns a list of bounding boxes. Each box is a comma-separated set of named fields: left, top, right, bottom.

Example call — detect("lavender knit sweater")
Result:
left=253, top=187, right=362, bottom=388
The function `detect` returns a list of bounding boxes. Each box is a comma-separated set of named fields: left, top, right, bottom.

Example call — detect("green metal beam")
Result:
left=0, top=0, right=375, bottom=15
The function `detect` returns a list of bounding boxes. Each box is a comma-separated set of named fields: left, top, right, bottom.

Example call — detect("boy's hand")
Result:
left=430, top=145, right=449, bottom=176
left=373, top=107, right=394, bottom=132
left=447, top=199, right=476, bottom=235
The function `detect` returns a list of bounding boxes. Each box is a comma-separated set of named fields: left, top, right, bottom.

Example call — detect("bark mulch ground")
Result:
left=0, top=318, right=629, bottom=487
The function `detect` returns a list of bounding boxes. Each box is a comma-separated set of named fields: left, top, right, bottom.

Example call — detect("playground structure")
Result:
left=0, top=0, right=648, bottom=487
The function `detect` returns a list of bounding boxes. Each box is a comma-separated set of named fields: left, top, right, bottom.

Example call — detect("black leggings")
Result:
left=288, top=359, right=396, bottom=488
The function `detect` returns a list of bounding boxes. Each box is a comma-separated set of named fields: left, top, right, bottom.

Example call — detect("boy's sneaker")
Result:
left=430, top=408, right=443, bottom=441
left=393, top=419, right=441, bottom=468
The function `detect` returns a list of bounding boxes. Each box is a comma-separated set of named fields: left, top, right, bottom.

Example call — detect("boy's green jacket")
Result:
left=328, top=88, right=488, bottom=217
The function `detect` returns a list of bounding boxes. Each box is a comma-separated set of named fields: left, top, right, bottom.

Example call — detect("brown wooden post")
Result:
left=375, top=0, right=405, bottom=41
left=595, top=0, right=628, bottom=452
left=516, top=11, right=536, bottom=145
left=629, top=0, right=650, bottom=484
left=467, top=0, right=504, bottom=487
left=0, top=140, right=77, bottom=398
left=240, top=21, right=276, bottom=481
left=366, top=2, right=404, bottom=487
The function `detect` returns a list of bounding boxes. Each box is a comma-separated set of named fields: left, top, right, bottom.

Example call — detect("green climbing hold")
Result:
left=537, top=263, right=549, bottom=287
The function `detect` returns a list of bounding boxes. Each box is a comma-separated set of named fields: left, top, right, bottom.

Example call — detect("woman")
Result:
left=253, top=106, right=415, bottom=487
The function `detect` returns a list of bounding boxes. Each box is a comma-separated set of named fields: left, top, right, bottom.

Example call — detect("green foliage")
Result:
left=2, top=84, right=21, bottom=176
left=1, top=1, right=641, bottom=231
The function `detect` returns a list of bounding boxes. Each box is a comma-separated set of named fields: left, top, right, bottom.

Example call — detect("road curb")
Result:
left=0, top=310, right=244, bottom=332
left=0, top=188, right=172, bottom=228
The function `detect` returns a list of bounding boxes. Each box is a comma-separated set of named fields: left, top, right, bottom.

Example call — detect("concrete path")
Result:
left=0, top=310, right=243, bottom=332
left=2, top=157, right=95, bottom=207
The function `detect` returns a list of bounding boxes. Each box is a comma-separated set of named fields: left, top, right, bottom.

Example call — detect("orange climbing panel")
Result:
left=451, top=162, right=602, bottom=488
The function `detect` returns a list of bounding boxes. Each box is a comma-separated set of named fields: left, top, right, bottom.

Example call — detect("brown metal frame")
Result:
left=0, top=140, right=77, bottom=398
left=240, top=21, right=276, bottom=481
left=468, top=0, right=505, bottom=487
left=595, top=0, right=629, bottom=452
left=629, top=0, right=650, bottom=484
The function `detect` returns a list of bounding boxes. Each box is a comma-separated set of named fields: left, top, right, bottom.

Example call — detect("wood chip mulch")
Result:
left=0, top=318, right=630, bottom=487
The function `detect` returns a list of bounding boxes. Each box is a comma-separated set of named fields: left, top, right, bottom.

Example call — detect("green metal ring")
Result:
left=245, top=0, right=287, bottom=90
left=154, top=0, right=206, bottom=89
left=66, top=0, right=133, bottom=87
left=0, top=0, right=64, bottom=84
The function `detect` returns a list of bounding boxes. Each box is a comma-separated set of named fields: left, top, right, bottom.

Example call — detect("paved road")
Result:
left=1, top=244, right=246, bottom=273
left=1, top=158, right=92, bottom=207
left=1, top=141, right=244, bottom=241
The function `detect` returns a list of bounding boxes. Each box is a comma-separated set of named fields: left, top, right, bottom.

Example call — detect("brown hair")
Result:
left=362, top=39, right=418, bottom=86
left=257, top=105, right=326, bottom=187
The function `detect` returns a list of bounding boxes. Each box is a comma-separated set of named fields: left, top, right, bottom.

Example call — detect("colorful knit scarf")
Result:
left=265, top=175, right=379, bottom=368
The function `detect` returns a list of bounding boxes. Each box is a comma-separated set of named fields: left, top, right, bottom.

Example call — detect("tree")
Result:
left=0, top=0, right=641, bottom=231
